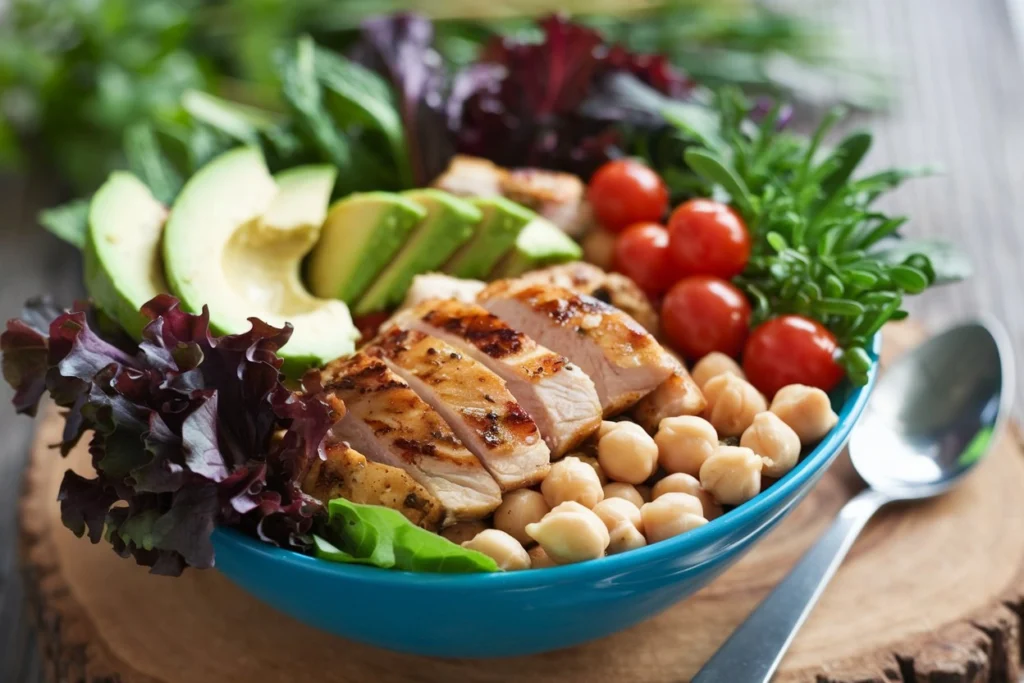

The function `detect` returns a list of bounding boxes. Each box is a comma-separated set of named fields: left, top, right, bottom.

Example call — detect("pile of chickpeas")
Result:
left=454, top=352, right=841, bottom=571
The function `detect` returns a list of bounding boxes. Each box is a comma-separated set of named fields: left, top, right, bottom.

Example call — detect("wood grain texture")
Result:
left=14, top=323, right=1024, bottom=683
left=3, top=0, right=1024, bottom=679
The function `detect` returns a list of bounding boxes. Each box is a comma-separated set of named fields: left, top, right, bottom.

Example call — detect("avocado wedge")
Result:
left=163, top=147, right=358, bottom=374
left=492, top=217, right=583, bottom=278
left=84, top=172, right=169, bottom=339
left=307, top=192, right=427, bottom=305
left=444, top=197, right=536, bottom=279
left=354, top=189, right=481, bottom=315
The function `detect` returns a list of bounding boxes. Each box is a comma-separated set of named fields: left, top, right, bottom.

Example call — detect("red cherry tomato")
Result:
left=661, top=276, right=751, bottom=360
left=588, top=159, right=669, bottom=233
left=743, top=315, right=845, bottom=397
left=667, top=198, right=751, bottom=279
left=612, top=222, right=678, bottom=298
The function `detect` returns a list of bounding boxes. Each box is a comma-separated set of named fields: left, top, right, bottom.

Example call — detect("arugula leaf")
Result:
left=38, top=199, right=91, bottom=249
left=278, top=37, right=352, bottom=179
left=313, top=47, right=412, bottom=187
left=124, top=124, right=183, bottom=204
left=181, top=90, right=281, bottom=145
left=317, top=498, right=499, bottom=573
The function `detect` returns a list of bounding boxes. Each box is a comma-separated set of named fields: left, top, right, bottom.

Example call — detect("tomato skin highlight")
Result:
left=667, top=198, right=751, bottom=279
left=661, top=276, right=751, bottom=360
left=743, top=315, right=845, bottom=397
left=588, top=159, right=669, bottom=233
left=612, top=222, right=678, bottom=298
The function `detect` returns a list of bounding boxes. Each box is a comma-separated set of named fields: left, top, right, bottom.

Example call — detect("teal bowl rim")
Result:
left=214, top=333, right=880, bottom=588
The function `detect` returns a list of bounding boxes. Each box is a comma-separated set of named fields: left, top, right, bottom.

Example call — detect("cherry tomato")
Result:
left=612, top=222, right=678, bottom=298
left=588, top=159, right=669, bottom=233
left=667, top=198, right=751, bottom=279
left=743, top=315, right=845, bottom=397
left=661, top=276, right=751, bottom=360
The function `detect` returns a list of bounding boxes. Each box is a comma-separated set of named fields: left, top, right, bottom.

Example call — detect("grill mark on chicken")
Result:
left=508, top=284, right=653, bottom=351
left=367, top=326, right=550, bottom=487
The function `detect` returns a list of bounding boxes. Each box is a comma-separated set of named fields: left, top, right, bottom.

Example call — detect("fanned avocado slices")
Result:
left=444, top=196, right=536, bottom=280
left=306, top=192, right=427, bottom=305
left=354, top=189, right=481, bottom=315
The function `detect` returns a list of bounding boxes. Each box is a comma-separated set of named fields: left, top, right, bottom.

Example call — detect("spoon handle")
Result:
left=691, top=488, right=891, bottom=683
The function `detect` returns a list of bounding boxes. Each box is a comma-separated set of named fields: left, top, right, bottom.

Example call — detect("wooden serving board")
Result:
left=18, top=323, right=1024, bottom=683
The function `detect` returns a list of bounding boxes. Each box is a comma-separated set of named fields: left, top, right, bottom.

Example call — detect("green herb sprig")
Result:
left=667, top=91, right=968, bottom=385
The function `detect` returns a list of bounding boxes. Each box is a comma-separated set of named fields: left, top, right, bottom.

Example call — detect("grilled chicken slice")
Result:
left=432, top=155, right=505, bottom=198
left=433, top=155, right=592, bottom=237
left=400, top=273, right=486, bottom=311
left=631, top=363, right=708, bottom=432
left=390, top=300, right=602, bottom=457
left=321, top=353, right=501, bottom=523
left=516, top=262, right=660, bottom=334
left=499, top=167, right=592, bottom=238
left=302, top=444, right=444, bottom=531
left=367, top=327, right=551, bottom=489
left=478, top=281, right=676, bottom=416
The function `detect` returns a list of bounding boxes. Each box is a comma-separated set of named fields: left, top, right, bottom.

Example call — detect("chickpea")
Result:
left=525, top=501, right=610, bottom=564
left=700, top=446, right=763, bottom=506
left=592, top=497, right=643, bottom=533
left=655, top=415, right=719, bottom=476
left=641, top=493, right=707, bottom=544
left=528, top=544, right=558, bottom=569
left=635, top=484, right=652, bottom=502
left=574, top=453, right=608, bottom=485
left=462, top=529, right=531, bottom=571
left=651, top=472, right=723, bottom=521
left=598, top=420, right=621, bottom=439
left=493, top=489, right=550, bottom=546
left=602, top=482, right=645, bottom=508
left=597, top=421, right=659, bottom=485
left=770, top=384, right=839, bottom=444
left=702, top=374, right=768, bottom=437
left=607, top=521, right=648, bottom=555
left=741, top=411, right=801, bottom=478
left=441, top=520, right=488, bottom=545
left=541, top=456, right=605, bottom=509
left=691, top=352, right=745, bottom=390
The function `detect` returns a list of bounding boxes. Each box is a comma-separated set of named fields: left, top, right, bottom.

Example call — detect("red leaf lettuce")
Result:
left=1, top=295, right=340, bottom=575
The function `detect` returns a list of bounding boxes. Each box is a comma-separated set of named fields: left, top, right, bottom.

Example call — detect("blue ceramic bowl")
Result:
left=213, top=340, right=879, bottom=658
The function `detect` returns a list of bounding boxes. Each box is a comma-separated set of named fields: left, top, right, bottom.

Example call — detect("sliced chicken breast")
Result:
left=390, top=300, right=602, bottom=457
left=321, top=353, right=501, bottom=522
left=631, top=366, right=708, bottom=432
left=478, top=281, right=676, bottom=416
left=516, top=262, right=660, bottom=334
left=302, top=444, right=444, bottom=531
left=400, top=273, right=486, bottom=311
left=367, top=327, right=551, bottom=489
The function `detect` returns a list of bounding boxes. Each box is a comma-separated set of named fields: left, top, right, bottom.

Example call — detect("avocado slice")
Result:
left=306, top=192, right=427, bottom=305
left=84, top=172, right=170, bottom=339
left=444, top=197, right=536, bottom=279
left=492, top=218, right=583, bottom=278
left=163, top=147, right=357, bottom=374
left=354, top=190, right=481, bottom=315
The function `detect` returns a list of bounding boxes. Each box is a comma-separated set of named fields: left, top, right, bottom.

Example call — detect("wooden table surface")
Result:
left=1, top=1, right=1022, bottom=680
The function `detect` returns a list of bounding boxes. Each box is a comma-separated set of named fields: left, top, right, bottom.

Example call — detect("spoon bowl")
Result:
left=850, top=319, right=1014, bottom=500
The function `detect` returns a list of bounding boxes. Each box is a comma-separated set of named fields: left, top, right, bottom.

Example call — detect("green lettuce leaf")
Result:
left=315, top=499, right=498, bottom=573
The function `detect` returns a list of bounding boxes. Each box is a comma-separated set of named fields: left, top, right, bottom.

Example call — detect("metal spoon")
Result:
left=692, top=320, right=1014, bottom=683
